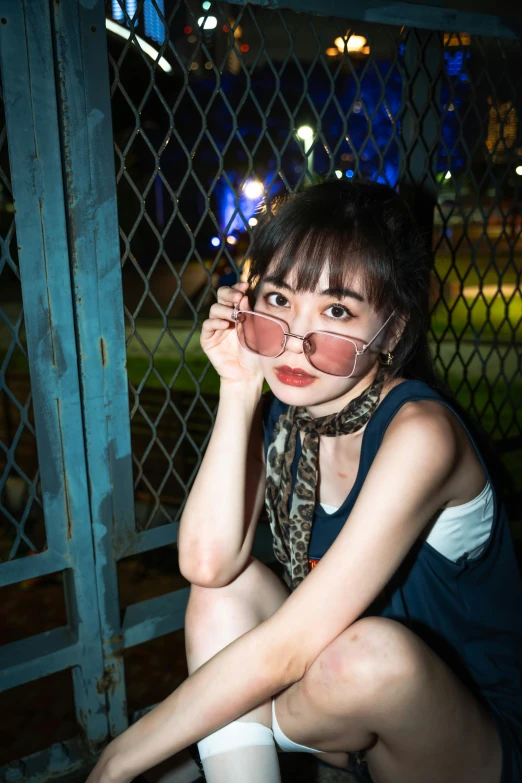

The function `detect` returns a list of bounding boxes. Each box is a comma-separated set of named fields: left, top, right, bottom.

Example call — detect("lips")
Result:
left=275, top=365, right=316, bottom=378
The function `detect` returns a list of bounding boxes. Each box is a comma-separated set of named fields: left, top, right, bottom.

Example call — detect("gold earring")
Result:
left=380, top=351, right=394, bottom=366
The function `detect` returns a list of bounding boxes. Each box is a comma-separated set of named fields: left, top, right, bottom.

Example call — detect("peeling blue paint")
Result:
left=0, top=0, right=109, bottom=771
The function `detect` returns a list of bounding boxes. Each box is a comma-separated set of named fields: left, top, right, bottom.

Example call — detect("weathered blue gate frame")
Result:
left=0, top=0, right=520, bottom=782
left=0, top=0, right=110, bottom=776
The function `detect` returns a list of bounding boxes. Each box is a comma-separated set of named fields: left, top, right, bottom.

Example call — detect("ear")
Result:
left=386, top=313, right=408, bottom=353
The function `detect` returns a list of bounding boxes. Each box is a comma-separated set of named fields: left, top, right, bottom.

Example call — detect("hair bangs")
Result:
left=249, top=212, right=392, bottom=314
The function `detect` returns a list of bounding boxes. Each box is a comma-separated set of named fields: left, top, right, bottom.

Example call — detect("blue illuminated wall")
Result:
left=112, top=0, right=165, bottom=43
left=111, top=0, right=124, bottom=20
left=144, top=0, right=165, bottom=44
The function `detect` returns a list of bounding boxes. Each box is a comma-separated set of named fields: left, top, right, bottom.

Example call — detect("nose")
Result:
left=284, top=332, right=305, bottom=355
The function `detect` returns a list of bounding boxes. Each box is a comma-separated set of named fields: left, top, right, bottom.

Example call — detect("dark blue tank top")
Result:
left=262, top=379, right=522, bottom=740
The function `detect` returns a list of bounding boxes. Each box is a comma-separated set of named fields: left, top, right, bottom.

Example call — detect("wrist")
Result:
left=219, top=377, right=264, bottom=401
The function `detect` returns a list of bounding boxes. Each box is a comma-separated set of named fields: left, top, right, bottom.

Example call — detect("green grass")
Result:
left=430, top=293, right=521, bottom=343
left=5, top=308, right=520, bottom=433
left=126, top=355, right=221, bottom=395
left=430, top=253, right=521, bottom=342
left=123, top=355, right=521, bottom=437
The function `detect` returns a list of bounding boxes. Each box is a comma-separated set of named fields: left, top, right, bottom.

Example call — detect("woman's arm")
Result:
left=178, top=379, right=266, bottom=586
left=178, top=281, right=267, bottom=586
left=94, top=404, right=457, bottom=783
left=95, top=616, right=292, bottom=783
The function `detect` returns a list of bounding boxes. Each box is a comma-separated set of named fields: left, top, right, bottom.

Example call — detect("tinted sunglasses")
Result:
left=231, top=304, right=395, bottom=378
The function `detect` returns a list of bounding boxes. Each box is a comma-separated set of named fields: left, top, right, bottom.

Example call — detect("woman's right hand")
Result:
left=201, top=281, right=264, bottom=386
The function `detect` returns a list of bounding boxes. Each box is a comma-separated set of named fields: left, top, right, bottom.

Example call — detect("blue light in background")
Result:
left=217, top=181, right=263, bottom=234
left=125, top=0, right=137, bottom=22
left=211, top=237, right=220, bottom=247
left=222, top=188, right=239, bottom=232
left=445, top=50, right=464, bottom=77
left=112, top=0, right=124, bottom=21
left=345, top=169, right=354, bottom=178
left=144, top=0, right=165, bottom=44
left=374, top=162, right=400, bottom=187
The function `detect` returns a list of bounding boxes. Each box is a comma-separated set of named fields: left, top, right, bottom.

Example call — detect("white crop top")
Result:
left=319, top=480, right=494, bottom=563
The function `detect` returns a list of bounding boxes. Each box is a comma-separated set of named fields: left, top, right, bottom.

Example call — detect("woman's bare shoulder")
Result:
left=384, top=389, right=488, bottom=506
left=381, top=377, right=452, bottom=429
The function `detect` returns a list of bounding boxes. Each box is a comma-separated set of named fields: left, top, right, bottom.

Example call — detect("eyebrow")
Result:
left=262, top=276, right=365, bottom=303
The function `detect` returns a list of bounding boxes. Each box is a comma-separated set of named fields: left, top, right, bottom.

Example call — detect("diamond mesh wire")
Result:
left=431, top=33, right=522, bottom=443
left=105, top=0, right=522, bottom=531
left=0, top=75, right=46, bottom=562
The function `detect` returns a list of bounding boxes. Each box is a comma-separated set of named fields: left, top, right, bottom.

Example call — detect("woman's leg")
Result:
left=273, top=616, right=503, bottom=783
left=184, top=557, right=289, bottom=782
left=185, top=557, right=289, bottom=712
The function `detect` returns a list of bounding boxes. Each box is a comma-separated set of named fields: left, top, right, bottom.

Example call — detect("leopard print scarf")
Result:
left=265, top=368, right=387, bottom=590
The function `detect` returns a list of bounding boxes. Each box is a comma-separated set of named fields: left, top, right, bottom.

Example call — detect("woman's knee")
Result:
left=187, top=557, right=287, bottom=620
left=302, top=617, right=421, bottom=712
left=185, top=558, right=289, bottom=668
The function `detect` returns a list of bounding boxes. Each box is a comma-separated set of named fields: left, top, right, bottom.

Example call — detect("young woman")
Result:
left=87, top=180, right=522, bottom=783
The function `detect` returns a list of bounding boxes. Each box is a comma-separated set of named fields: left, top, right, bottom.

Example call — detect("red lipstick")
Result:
left=274, top=365, right=317, bottom=387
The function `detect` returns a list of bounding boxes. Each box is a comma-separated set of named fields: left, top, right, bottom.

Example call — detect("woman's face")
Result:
left=253, top=265, right=394, bottom=416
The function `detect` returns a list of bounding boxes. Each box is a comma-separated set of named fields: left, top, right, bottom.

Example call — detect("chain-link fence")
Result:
left=0, top=75, right=47, bottom=564
left=107, top=0, right=521, bottom=532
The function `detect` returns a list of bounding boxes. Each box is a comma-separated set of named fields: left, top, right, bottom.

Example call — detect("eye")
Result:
left=325, top=303, right=355, bottom=320
left=263, top=292, right=290, bottom=308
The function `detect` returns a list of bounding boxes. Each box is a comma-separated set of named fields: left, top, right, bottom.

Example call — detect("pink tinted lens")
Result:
left=304, top=332, right=357, bottom=376
left=236, top=312, right=285, bottom=357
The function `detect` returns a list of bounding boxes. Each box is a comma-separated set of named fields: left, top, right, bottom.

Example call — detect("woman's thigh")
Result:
left=274, top=616, right=502, bottom=783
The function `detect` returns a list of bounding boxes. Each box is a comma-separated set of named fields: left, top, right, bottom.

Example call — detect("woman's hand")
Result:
left=201, top=281, right=264, bottom=386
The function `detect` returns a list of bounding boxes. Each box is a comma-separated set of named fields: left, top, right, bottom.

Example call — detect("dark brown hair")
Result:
left=248, top=177, right=437, bottom=386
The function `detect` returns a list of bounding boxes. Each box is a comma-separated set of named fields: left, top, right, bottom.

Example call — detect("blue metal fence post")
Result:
left=50, top=0, right=136, bottom=737
left=0, top=0, right=109, bottom=763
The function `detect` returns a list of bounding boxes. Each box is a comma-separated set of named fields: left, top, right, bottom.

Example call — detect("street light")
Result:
left=296, top=125, right=313, bottom=143
left=334, top=34, right=369, bottom=55
left=297, top=125, right=314, bottom=180
left=243, top=180, right=264, bottom=200
left=198, top=15, right=218, bottom=30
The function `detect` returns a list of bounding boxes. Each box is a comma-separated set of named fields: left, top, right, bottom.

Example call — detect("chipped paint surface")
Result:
left=51, top=0, right=134, bottom=744
left=0, top=1, right=109, bottom=778
left=100, top=336, right=107, bottom=366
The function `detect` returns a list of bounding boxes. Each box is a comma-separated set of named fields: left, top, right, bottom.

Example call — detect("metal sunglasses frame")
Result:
left=231, top=303, right=396, bottom=378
